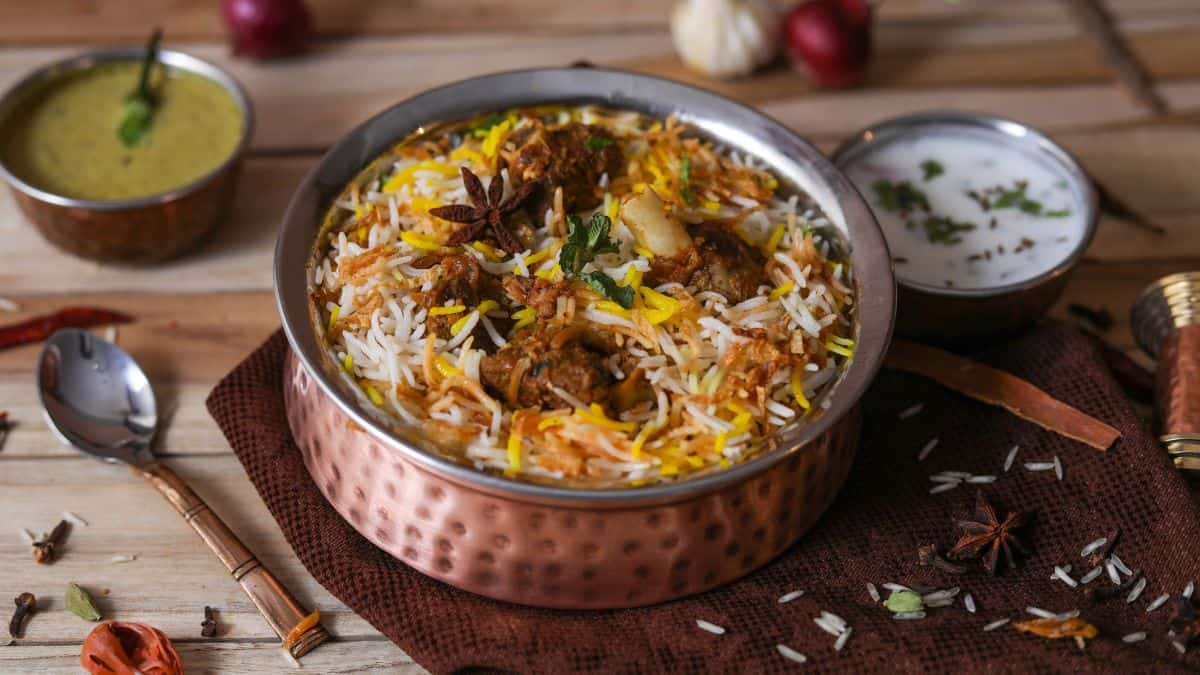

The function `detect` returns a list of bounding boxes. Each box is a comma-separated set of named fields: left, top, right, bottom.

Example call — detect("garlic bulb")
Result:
left=670, top=0, right=780, bottom=79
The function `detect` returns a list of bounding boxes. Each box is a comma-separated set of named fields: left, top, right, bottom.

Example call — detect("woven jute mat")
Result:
left=208, top=323, right=1200, bottom=673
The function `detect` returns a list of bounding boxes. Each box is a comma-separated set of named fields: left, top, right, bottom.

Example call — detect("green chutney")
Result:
left=1, top=60, right=243, bottom=201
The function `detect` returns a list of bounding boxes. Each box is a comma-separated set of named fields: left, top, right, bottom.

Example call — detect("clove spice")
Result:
left=33, top=519, right=69, bottom=564
left=201, top=606, right=218, bottom=638
left=9, top=593, right=35, bottom=638
left=0, top=410, right=10, bottom=453
left=917, top=544, right=967, bottom=575
left=1089, top=568, right=1143, bottom=602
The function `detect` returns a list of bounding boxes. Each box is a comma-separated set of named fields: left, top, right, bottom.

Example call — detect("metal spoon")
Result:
left=37, top=328, right=328, bottom=657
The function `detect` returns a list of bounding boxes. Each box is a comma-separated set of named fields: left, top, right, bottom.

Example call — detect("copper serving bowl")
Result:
left=832, top=112, right=1098, bottom=342
left=0, top=48, right=253, bottom=264
left=275, top=68, right=895, bottom=609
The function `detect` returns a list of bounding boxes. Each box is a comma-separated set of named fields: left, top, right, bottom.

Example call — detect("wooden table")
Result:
left=1, top=1, right=1196, bottom=671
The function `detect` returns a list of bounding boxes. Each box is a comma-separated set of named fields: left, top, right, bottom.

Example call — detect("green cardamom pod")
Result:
left=65, top=583, right=101, bottom=622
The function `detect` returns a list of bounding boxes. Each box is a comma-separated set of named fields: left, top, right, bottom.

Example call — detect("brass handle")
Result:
left=140, top=463, right=330, bottom=657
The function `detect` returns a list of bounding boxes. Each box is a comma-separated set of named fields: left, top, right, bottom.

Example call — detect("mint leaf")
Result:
left=582, top=271, right=634, bottom=308
left=920, top=159, right=945, bottom=181
left=586, top=135, right=614, bottom=151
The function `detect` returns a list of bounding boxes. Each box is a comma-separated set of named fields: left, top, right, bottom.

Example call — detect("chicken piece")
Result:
left=645, top=221, right=767, bottom=303
left=505, top=122, right=623, bottom=211
left=479, top=329, right=612, bottom=408
left=501, top=275, right=574, bottom=320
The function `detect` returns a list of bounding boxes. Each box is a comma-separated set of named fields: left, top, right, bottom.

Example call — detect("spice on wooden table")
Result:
left=8, top=593, right=35, bottom=639
left=0, top=411, right=9, bottom=453
left=80, top=621, right=183, bottom=675
left=0, top=307, right=133, bottom=352
left=948, top=493, right=1033, bottom=575
left=201, top=606, right=219, bottom=638
left=1088, top=568, right=1142, bottom=602
left=32, top=519, right=69, bottom=564
left=66, top=583, right=102, bottom=622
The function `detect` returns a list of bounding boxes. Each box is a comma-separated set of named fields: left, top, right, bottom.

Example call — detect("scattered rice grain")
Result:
left=1106, top=561, right=1122, bottom=585
left=1025, top=607, right=1057, bottom=619
left=867, top=583, right=880, bottom=602
left=1004, top=445, right=1019, bottom=472
left=1080, top=537, right=1108, bottom=558
left=696, top=620, right=726, bottom=635
left=966, top=475, right=996, bottom=484
left=964, top=593, right=977, bottom=613
left=892, top=611, right=926, bottom=620
left=882, top=583, right=912, bottom=592
left=1080, top=567, right=1103, bottom=584
left=1024, top=462, right=1055, bottom=472
left=1053, top=566, right=1079, bottom=588
left=929, top=482, right=959, bottom=495
left=1053, top=455, right=1063, bottom=480
left=1110, top=553, right=1131, bottom=576
left=1122, top=632, right=1147, bottom=644
left=1172, top=641, right=1187, bottom=655
left=1126, top=577, right=1147, bottom=603
left=1147, top=593, right=1170, bottom=612
left=918, top=438, right=938, bottom=461
left=898, top=403, right=924, bottom=420
left=778, top=590, right=804, bottom=604
left=1185, top=581, right=1195, bottom=599
left=983, top=618, right=1010, bottom=632
left=62, top=511, right=88, bottom=527
left=776, top=644, right=807, bottom=664
left=834, top=626, right=853, bottom=651
left=108, top=554, right=137, bottom=564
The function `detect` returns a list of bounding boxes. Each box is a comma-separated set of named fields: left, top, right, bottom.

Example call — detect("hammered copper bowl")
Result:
left=0, top=48, right=253, bottom=264
left=275, top=68, right=895, bottom=609
left=832, top=112, right=1099, bottom=342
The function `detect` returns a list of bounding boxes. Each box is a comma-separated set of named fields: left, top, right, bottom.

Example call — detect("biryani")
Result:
left=311, top=105, right=855, bottom=487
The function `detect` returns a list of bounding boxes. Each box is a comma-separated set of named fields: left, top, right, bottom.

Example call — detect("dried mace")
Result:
left=947, top=492, right=1033, bottom=575
left=9, top=593, right=36, bottom=638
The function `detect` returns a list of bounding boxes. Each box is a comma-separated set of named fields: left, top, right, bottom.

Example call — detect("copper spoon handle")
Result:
left=139, top=462, right=329, bottom=657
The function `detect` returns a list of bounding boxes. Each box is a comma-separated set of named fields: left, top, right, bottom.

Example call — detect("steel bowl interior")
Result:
left=275, top=67, right=895, bottom=507
left=831, top=111, right=1099, bottom=300
left=0, top=47, right=254, bottom=210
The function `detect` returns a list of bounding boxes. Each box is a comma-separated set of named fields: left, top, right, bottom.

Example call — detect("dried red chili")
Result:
left=80, top=621, right=182, bottom=675
left=0, top=307, right=133, bottom=351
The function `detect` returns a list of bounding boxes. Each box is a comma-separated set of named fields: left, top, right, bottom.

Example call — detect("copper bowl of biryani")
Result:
left=275, top=68, right=895, bottom=609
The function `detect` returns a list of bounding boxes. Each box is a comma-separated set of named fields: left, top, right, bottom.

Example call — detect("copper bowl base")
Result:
left=284, top=352, right=861, bottom=610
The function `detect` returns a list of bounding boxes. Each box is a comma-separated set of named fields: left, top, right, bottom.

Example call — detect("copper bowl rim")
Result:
left=830, top=111, right=1099, bottom=300
left=274, top=67, right=896, bottom=508
left=0, top=47, right=254, bottom=210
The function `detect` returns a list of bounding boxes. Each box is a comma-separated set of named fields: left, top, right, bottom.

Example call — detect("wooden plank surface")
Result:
left=1, top=1, right=1198, bottom=672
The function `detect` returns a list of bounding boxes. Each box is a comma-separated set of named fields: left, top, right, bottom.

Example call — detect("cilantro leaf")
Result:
left=586, top=135, right=614, bottom=151
left=872, top=179, right=930, bottom=214
left=920, top=159, right=944, bottom=181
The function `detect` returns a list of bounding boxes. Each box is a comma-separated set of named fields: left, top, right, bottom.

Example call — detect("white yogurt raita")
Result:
left=843, top=129, right=1088, bottom=290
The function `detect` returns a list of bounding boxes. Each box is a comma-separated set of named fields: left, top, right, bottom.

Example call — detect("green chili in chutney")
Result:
left=0, top=61, right=242, bottom=201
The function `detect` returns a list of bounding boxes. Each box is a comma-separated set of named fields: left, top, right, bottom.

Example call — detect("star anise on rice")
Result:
left=428, top=166, right=537, bottom=255
left=947, top=492, right=1033, bottom=575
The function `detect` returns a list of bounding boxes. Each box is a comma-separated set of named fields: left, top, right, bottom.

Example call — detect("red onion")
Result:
left=783, top=0, right=872, bottom=88
left=221, top=0, right=312, bottom=60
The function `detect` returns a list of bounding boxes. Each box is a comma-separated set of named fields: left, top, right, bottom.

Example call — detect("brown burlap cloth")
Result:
left=207, top=323, right=1200, bottom=674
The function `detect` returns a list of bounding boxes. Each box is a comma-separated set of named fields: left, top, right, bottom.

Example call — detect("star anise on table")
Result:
left=947, top=492, right=1033, bottom=575
left=428, top=166, right=537, bottom=255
